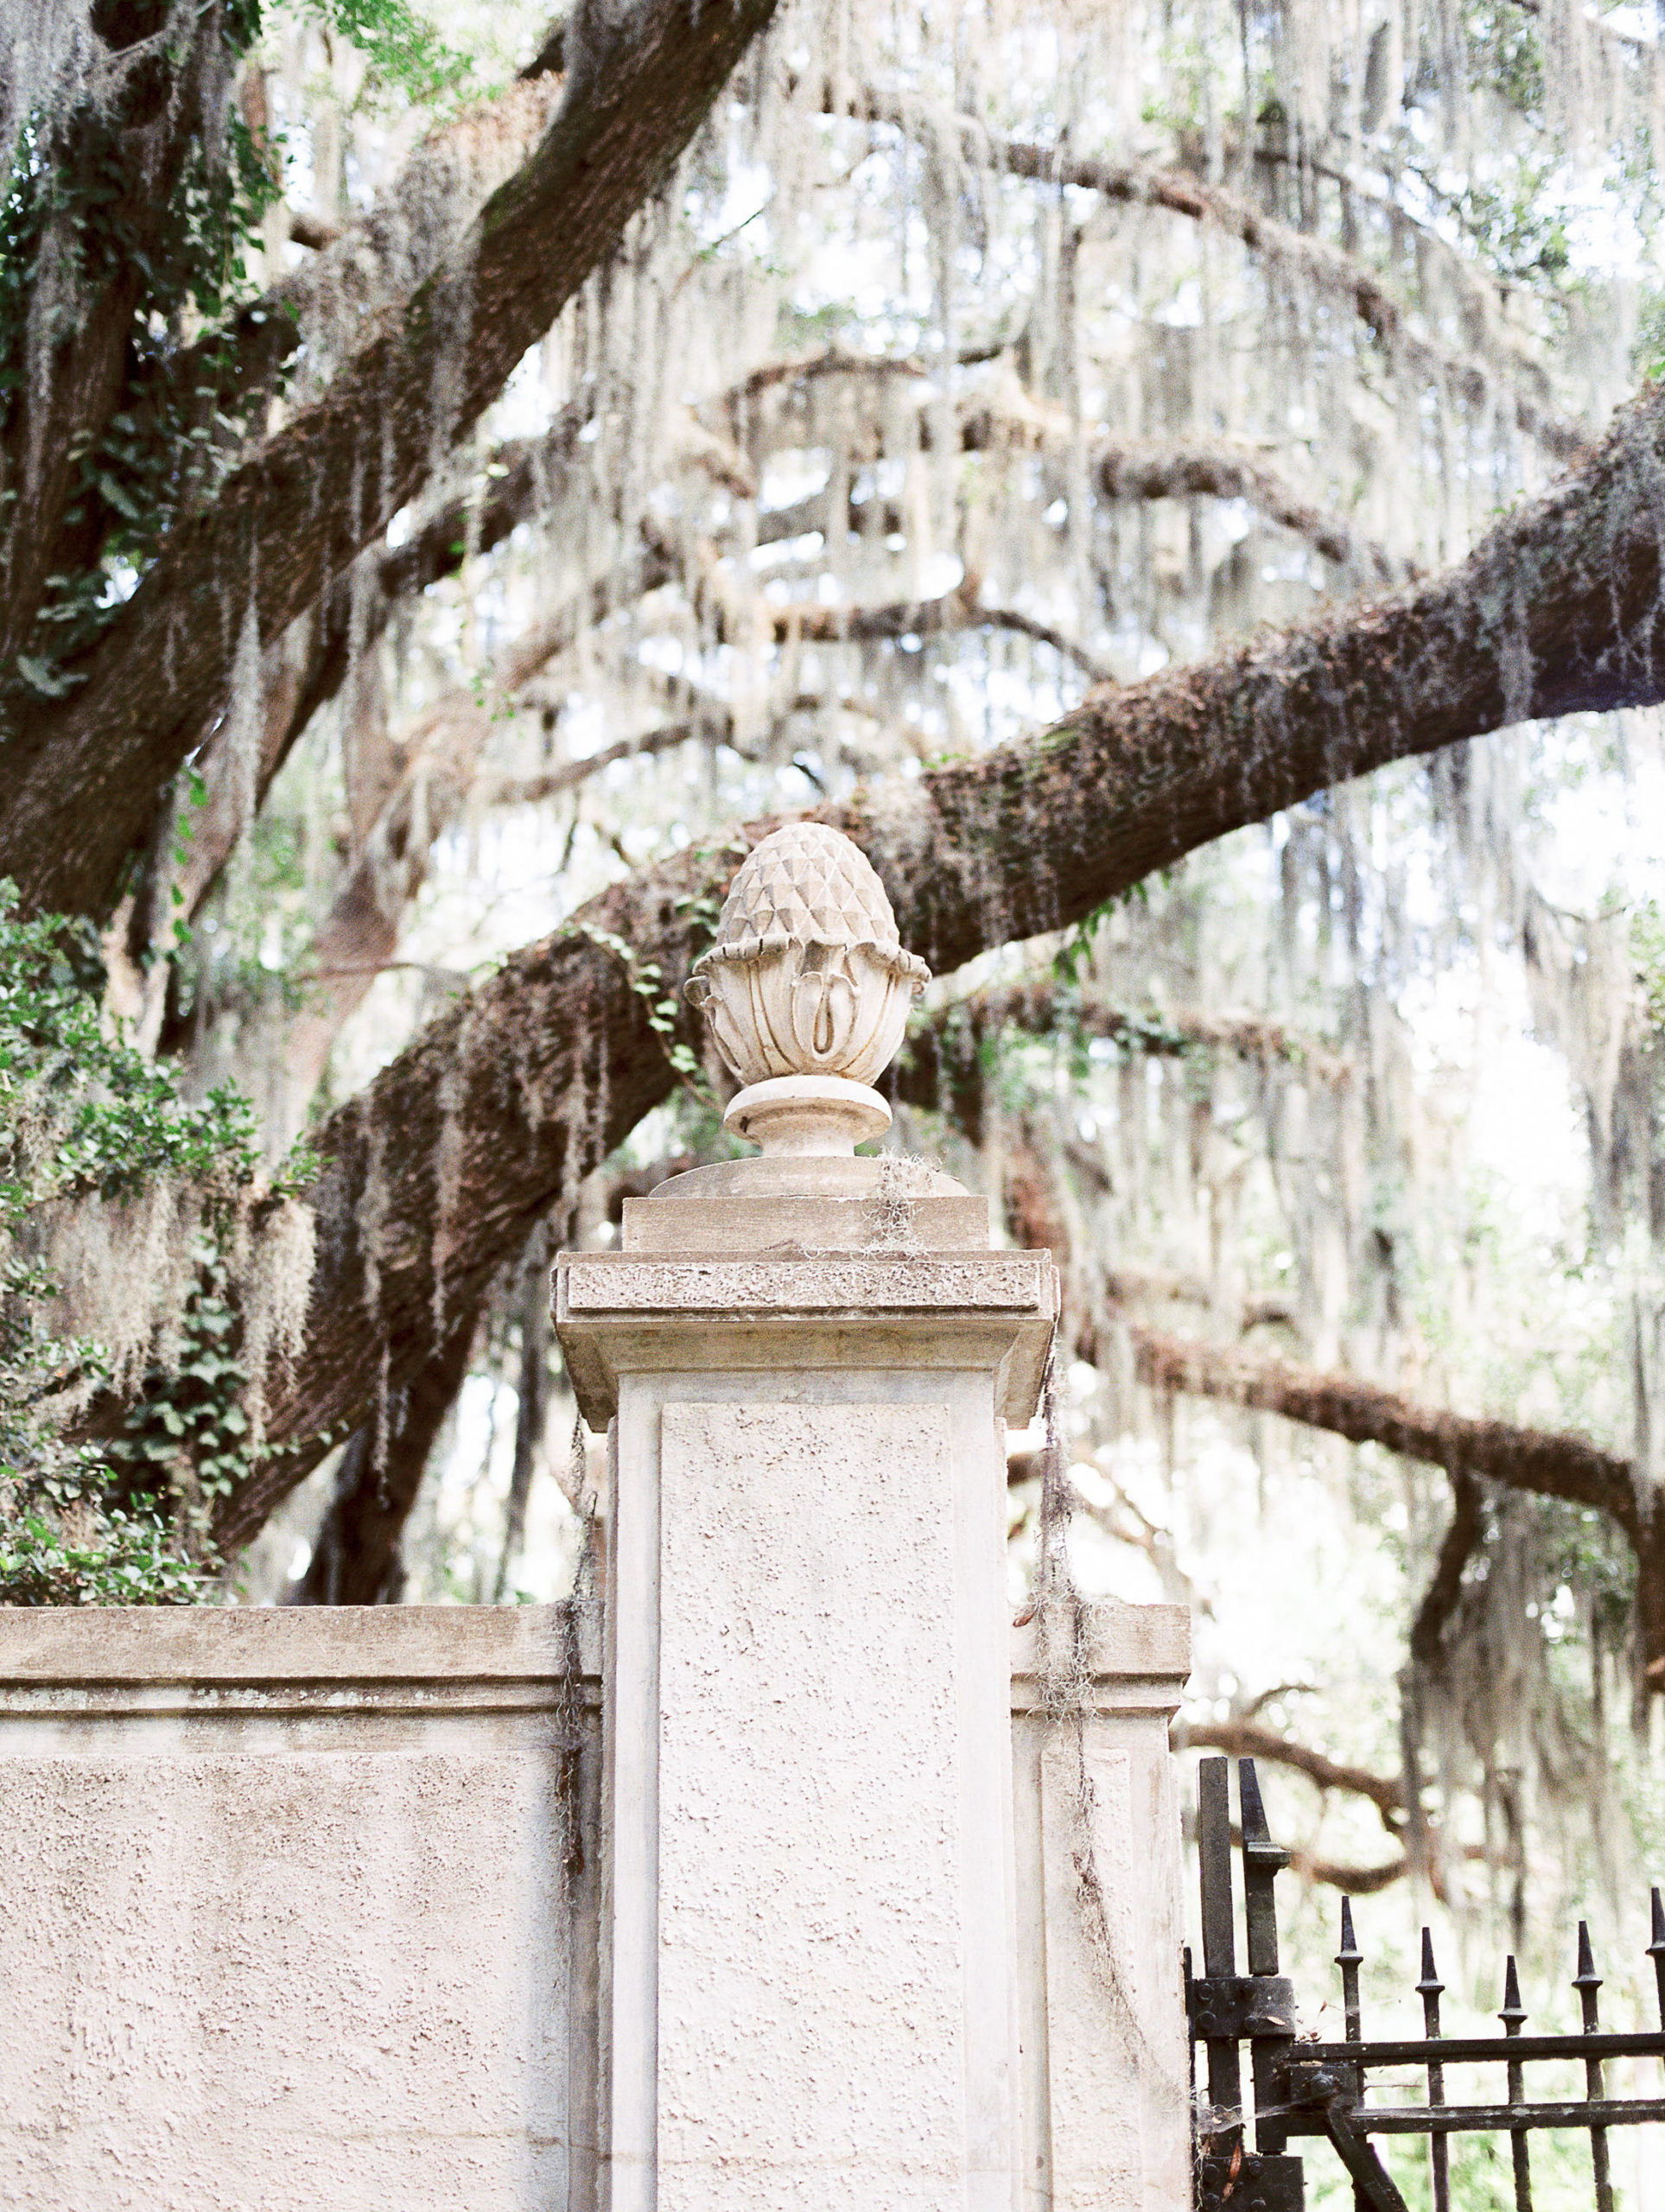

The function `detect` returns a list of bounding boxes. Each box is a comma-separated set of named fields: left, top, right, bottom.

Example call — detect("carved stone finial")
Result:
left=686, top=822, right=931, bottom=1155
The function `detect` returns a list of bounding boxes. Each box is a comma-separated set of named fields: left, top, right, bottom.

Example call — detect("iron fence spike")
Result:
left=1573, top=1921, right=1601, bottom=1993
left=1337, top=1895, right=1362, bottom=1967
left=1500, top=1955, right=1528, bottom=2025
left=1417, top=1926, right=1444, bottom=1998
left=1649, top=1887, right=1665, bottom=1957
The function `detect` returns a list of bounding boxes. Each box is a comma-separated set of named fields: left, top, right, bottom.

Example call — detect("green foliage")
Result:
left=0, top=887, right=273, bottom=1212
left=1406, top=156, right=1572, bottom=292
left=1461, top=3, right=1547, bottom=123
left=1052, top=878, right=1158, bottom=987
left=0, top=1492, right=206, bottom=1607
left=571, top=917, right=716, bottom=1098
left=106, top=1252, right=254, bottom=1510
left=0, top=882, right=307, bottom=1603
left=1636, top=289, right=1665, bottom=384
left=1630, top=898, right=1665, bottom=1033
left=302, top=0, right=471, bottom=104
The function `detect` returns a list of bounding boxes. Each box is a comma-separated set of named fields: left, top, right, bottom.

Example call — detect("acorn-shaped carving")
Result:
left=686, top=823, right=930, bottom=1086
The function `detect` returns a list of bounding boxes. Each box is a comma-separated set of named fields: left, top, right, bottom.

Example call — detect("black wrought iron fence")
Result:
left=1187, top=1754, right=1665, bottom=2212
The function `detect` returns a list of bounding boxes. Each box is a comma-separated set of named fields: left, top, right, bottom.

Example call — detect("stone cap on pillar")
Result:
left=554, top=1247, right=1058, bottom=1427
left=1009, top=1598, right=1191, bottom=1715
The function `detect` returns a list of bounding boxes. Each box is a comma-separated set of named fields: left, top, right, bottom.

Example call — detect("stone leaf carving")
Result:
left=686, top=823, right=930, bottom=1086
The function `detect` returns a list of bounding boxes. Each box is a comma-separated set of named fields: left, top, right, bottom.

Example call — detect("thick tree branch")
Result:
left=181, top=68, right=569, bottom=424
left=216, top=375, right=1665, bottom=1545
left=1129, top=1325, right=1643, bottom=1545
left=0, top=0, right=780, bottom=920
left=745, top=368, right=1402, bottom=577
left=1181, top=1718, right=1405, bottom=1821
left=1, top=3, right=233, bottom=669
left=251, top=534, right=682, bottom=1114
left=768, top=580, right=1115, bottom=683
left=1409, top=1471, right=1484, bottom=1674
left=899, top=979, right=1350, bottom=1126
left=1287, top=1848, right=1412, bottom=1895
left=184, top=387, right=1387, bottom=914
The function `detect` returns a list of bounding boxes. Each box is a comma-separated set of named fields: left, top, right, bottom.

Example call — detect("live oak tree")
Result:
left=6, top=0, right=1665, bottom=1943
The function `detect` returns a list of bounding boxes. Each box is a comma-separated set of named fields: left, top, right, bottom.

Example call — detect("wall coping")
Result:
left=0, top=1599, right=601, bottom=1684
left=0, top=1596, right=1187, bottom=1707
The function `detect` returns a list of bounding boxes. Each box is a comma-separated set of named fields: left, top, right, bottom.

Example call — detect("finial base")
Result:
left=723, top=1075, right=891, bottom=1157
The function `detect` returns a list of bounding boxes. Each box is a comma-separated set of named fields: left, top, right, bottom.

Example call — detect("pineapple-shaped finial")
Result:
left=686, top=823, right=930, bottom=1154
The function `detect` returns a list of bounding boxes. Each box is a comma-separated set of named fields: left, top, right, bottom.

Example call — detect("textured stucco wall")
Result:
left=0, top=1605, right=601, bottom=2212
left=657, top=1402, right=968, bottom=2209
left=1012, top=1605, right=1192, bottom=2212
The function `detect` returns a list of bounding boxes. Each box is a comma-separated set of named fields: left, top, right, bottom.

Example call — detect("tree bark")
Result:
left=1093, top=439, right=1407, bottom=579
left=1, top=2, right=234, bottom=670
left=1130, top=1325, right=1643, bottom=1539
left=176, top=386, right=1395, bottom=916
left=215, top=374, right=1665, bottom=1547
left=0, top=0, right=781, bottom=922
left=1409, top=1471, right=1484, bottom=1673
left=493, top=1226, right=552, bottom=1603
left=175, top=404, right=600, bottom=920
left=896, top=980, right=1350, bottom=1143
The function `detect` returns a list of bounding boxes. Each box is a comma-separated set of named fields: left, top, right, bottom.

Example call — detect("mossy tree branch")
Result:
left=216, top=375, right=1665, bottom=1548
left=1131, top=1325, right=1665, bottom=1680
left=0, top=0, right=782, bottom=921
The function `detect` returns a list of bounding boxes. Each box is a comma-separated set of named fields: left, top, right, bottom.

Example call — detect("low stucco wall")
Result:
left=0, top=1605, right=602, bottom=2212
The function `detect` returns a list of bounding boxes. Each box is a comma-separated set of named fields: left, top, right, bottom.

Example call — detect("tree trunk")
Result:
left=494, top=1228, right=552, bottom=1604
left=0, top=0, right=780, bottom=922
left=1, top=2, right=232, bottom=670
left=286, top=1305, right=479, bottom=1605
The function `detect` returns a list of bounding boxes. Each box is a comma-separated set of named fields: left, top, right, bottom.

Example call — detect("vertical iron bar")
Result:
left=1337, top=1897, right=1366, bottom=2212
left=1648, top=1887, right=1665, bottom=2030
left=1417, top=1929, right=1449, bottom=2212
left=1573, top=1922, right=1614, bottom=2212
left=1198, top=1757, right=1242, bottom=2145
left=1501, top=1955, right=1534, bottom=2212
left=1238, top=1758, right=1292, bottom=2153
left=1238, top=1758, right=1287, bottom=1972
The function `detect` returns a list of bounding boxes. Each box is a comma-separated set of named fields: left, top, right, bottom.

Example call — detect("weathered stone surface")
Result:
left=620, top=1192, right=991, bottom=1255
left=647, top=1154, right=967, bottom=1201
left=556, top=1243, right=1058, bottom=1427
left=0, top=1595, right=1187, bottom=2212
left=562, top=1250, right=1051, bottom=1312
left=1010, top=1604, right=1191, bottom=2211
left=588, top=1171, right=1037, bottom=2211
left=0, top=1595, right=584, bottom=1683
left=685, top=822, right=929, bottom=1091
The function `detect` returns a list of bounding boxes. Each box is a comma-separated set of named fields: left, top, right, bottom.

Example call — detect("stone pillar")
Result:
left=556, top=1188, right=1054, bottom=2210
left=555, top=823, right=1057, bottom=2209
left=1010, top=1602, right=1192, bottom=2211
